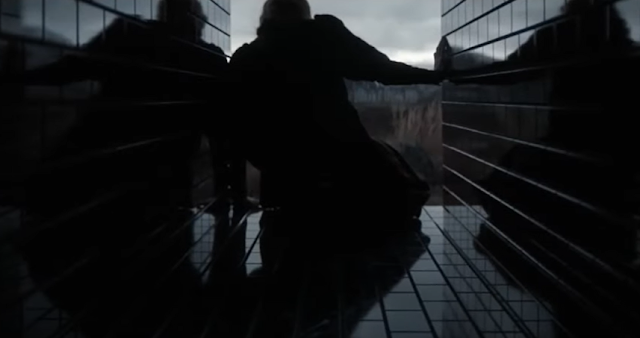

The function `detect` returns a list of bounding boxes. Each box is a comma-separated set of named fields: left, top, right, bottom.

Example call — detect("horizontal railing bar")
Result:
left=209, top=0, right=230, bottom=16
left=442, top=122, right=605, bottom=164
left=0, top=132, right=189, bottom=203
left=444, top=164, right=635, bottom=278
left=441, top=0, right=466, bottom=18
left=443, top=0, right=517, bottom=38
left=0, top=32, right=219, bottom=81
left=443, top=143, right=638, bottom=231
left=442, top=100, right=596, bottom=111
left=444, top=165, right=640, bottom=312
left=40, top=200, right=218, bottom=338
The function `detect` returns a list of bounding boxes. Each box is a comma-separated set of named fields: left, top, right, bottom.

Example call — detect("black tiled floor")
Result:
left=199, top=207, right=553, bottom=338
left=3, top=206, right=561, bottom=337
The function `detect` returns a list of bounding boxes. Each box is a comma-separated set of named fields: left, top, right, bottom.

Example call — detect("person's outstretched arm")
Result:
left=315, top=15, right=443, bottom=85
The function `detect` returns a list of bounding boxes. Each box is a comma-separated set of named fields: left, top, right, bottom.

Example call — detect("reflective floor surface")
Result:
left=1, top=206, right=568, bottom=338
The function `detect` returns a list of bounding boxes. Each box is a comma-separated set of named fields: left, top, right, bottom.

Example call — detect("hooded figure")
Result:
left=231, top=0, right=442, bottom=226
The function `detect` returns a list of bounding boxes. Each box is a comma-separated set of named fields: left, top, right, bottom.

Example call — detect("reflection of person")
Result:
left=17, top=0, right=225, bottom=91
left=158, top=0, right=250, bottom=215
left=230, top=0, right=442, bottom=229
left=15, top=1, right=225, bottom=337
left=444, top=0, right=638, bottom=336
left=473, top=0, right=637, bottom=262
left=23, top=207, right=206, bottom=338
left=12, top=0, right=232, bottom=210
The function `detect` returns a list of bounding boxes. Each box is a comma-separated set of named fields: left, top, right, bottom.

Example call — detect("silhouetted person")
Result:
left=230, top=0, right=442, bottom=231
left=442, top=0, right=639, bottom=336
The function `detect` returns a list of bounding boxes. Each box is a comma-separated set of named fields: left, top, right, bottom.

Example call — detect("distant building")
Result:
left=434, top=36, right=451, bottom=71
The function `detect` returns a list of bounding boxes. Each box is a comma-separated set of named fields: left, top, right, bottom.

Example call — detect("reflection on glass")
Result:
left=44, top=0, right=78, bottom=45
left=5, top=0, right=230, bottom=50
left=527, top=0, right=545, bottom=27
left=114, top=0, right=135, bottom=16
left=78, top=2, right=116, bottom=46
left=442, top=0, right=640, bottom=336
left=499, top=5, right=511, bottom=37
left=615, top=0, right=640, bottom=42
left=545, top=0, right=567, bottom=20
left=483, top=0, right=493, bottom=14
left=488, top=9, right=499, bottom=40
left=1, top=2, right=231, bottom=334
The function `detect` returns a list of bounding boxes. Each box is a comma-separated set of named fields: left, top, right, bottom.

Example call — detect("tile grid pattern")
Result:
left=16, top=211, right=218, bottom=338
left=238, top=207, right=542, bottom=338
left=9, top=207, right=551, bottom=338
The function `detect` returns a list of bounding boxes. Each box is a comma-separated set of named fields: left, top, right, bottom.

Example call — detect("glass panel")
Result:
left=134, top=0, right=153, bottom=19
left=545, top=0, right=566, bottom=20
left=527, top=0, right=545, bottom=27
left=488, top=10, right=499, bottom=40
left=115, top=0, right=136, bottom=16
left=78, top=1, right=111, bottom=46
left=44, top=0, right=78, bottom=45
left=499, top=3, right=512, bottom=37
left=513, top=0, right=527, bottom=31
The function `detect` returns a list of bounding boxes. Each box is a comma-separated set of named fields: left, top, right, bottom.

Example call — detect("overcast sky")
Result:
left=5, top=0, right=638, bottom=69
left=231, top=0, right=441, bottom=69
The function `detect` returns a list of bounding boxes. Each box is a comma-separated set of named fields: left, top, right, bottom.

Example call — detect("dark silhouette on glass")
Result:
left=5, top=0, right=245, bottom=216
left=440, top=0, right=639, bottom=336
left=12, top=208, right=428, bottom=337
left=230, top=0, right=442, bottom=230
left=3, top=1, right=229, bottom=337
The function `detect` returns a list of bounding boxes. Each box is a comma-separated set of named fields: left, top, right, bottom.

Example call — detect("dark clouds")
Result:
left=231, top=0, right=441, bottom=68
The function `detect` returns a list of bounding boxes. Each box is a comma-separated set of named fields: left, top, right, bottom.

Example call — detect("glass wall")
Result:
left=0, top=0, right=229, bottom=52
left=0, top=1, right=230, bottom=337
left=440, top=0, right=640, bottom=337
